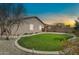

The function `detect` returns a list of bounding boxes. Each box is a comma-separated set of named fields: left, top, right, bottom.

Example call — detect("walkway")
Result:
left=0, top=38, right=31, bottom=55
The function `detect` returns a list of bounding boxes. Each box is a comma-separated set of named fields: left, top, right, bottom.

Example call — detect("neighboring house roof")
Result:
left=22, top=16, right=45, bottom=25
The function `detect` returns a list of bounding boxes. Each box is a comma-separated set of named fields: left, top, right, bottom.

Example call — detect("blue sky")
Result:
left=23, top=3, right=79, bottom=26
left=24, top=3, right=79, bottom=18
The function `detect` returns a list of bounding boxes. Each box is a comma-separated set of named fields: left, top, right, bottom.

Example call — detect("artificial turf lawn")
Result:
left=18, top=34, right=72, bottom=51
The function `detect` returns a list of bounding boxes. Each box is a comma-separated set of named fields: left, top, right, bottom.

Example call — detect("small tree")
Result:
left=74, top=20, right=79, bottom=30
left=0, top=3, right=26, bottom=40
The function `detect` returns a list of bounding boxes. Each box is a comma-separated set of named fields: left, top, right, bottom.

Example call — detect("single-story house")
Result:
left=0, top=16, right=76, bottom=36
left=11, top=16, right=45, bottom=35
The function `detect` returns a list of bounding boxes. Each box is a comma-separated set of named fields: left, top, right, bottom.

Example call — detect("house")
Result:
left=1, top=16, right=74, bottom=36
left=11, top=16, right=45, bottom=35
left=43, top=23, right=73, bottom=33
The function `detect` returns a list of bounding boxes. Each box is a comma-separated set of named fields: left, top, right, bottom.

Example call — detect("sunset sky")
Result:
left=24, top=3, right=79, bottom=27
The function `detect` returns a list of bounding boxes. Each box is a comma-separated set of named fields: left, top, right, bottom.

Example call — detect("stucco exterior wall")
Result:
left=11, top=17, right=44, bottom=35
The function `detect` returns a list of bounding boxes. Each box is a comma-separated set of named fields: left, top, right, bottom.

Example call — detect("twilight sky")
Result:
left=24, top=3, right=79, bottom=27
left=25, top=3, right=79, bottom=17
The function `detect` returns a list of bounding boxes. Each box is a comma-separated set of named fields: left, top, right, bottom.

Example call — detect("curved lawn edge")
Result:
left=15, top=32, right=76, bottom=55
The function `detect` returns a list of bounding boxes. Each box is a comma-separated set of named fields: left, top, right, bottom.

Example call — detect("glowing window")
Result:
left=39, top=25, right=42, bottom=30
left=30, top=24, right=34, bottom=31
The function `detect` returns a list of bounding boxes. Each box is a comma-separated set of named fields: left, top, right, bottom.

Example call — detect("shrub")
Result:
left=61, top=39, right=79, bottom=55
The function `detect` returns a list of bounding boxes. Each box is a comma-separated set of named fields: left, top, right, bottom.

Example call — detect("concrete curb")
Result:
left=15, top=32, right=76, bottom=55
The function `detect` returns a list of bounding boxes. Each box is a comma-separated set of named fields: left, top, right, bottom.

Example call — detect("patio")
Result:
left=0, top=38, right=31, bottom=55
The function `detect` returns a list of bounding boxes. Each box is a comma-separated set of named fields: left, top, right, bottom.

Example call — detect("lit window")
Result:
left=39, top=25, right=42, bottom=30
left=30, top=24, right=34, bottom=31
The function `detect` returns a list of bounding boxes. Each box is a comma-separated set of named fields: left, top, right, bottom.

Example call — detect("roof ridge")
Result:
left=22, top=16, right=45, bottom=25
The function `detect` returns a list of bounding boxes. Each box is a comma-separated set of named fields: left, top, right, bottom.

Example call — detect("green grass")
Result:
left=18, top=34, right=72, bottom=51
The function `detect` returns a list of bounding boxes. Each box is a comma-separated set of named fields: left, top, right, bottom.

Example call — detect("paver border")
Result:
left=15, top=32, right=76, bottom=55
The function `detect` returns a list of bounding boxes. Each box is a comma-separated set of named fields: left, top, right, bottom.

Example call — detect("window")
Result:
left=30, top=24, right=34, bottom=31
left=39, top=25, right=42, bottom=31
